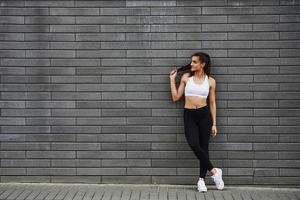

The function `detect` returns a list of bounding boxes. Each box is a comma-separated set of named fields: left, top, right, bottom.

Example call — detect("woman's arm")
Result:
left=170, top=71, right=188, bottom=102
left=170, top=78, right=178, bottom=102
left=208, top=77, right=217, bottom=126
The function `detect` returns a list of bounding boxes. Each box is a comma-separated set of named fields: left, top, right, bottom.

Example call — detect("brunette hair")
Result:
left=176, top=52, right=211, bottom=77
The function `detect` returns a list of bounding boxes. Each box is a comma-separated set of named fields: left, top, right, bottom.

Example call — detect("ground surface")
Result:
left=0, top=183, right=299, bottom=200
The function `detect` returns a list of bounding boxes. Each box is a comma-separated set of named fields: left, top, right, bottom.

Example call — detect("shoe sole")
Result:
left=198, top=188, right=207, bottom=192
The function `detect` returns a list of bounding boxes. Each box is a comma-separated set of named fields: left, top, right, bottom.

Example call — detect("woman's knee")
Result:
left=188, top=141, right=206, bottom=154
left=186, top=138, right=199, bottom=150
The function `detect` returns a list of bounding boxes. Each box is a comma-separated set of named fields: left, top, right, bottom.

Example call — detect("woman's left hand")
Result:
left=211, top=125, right=217, bottom=138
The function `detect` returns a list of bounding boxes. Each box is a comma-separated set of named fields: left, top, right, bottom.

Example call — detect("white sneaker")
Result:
left=197, top=177, right=207, bottom=192
left=211, top=168, right=224, bottom=190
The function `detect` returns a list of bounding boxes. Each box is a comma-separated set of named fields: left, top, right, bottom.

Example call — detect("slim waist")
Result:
left=184, top=104, right=209, bottom=111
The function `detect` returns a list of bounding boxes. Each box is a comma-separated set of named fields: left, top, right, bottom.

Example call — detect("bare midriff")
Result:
left=184, top=96, right=207, bottom=109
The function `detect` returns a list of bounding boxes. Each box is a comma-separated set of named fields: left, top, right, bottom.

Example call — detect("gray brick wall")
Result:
left=0, top=0, right=299, bottom=185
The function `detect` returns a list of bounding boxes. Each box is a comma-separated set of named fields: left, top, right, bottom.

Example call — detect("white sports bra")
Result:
left=184, top=74, right=209, bottom=98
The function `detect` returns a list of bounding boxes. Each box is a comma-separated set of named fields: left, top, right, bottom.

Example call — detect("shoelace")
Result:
left=198, top=181, right=205, bottom=186
left=197, top=179, right=206, bottom=187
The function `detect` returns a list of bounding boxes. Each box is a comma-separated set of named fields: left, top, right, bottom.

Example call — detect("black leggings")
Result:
left=183, top=104, right=214, bottom=179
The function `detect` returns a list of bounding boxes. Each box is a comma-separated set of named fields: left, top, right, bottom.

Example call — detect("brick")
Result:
left=50, top=8, right=99, bottom=15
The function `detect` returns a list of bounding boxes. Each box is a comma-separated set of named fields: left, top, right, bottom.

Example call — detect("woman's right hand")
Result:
left=169, top=68, right=177, bottom=80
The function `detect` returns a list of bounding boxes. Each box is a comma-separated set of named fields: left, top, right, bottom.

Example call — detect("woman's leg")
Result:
left=184, top=109, right=214, bottom=177
left=197, top=108, right=214, bottom=179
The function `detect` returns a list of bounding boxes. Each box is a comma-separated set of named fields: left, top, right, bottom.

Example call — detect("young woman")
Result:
left=169, top=52, right=224, bottom=192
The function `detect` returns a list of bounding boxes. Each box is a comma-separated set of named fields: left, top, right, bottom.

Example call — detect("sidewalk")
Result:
left=0, top=183, right=299, bottom=200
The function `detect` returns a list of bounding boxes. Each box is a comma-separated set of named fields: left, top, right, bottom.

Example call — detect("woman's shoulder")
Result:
left=207, top=75, right=215, bottom=82
left=207, top=75, right=216, bottom=87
